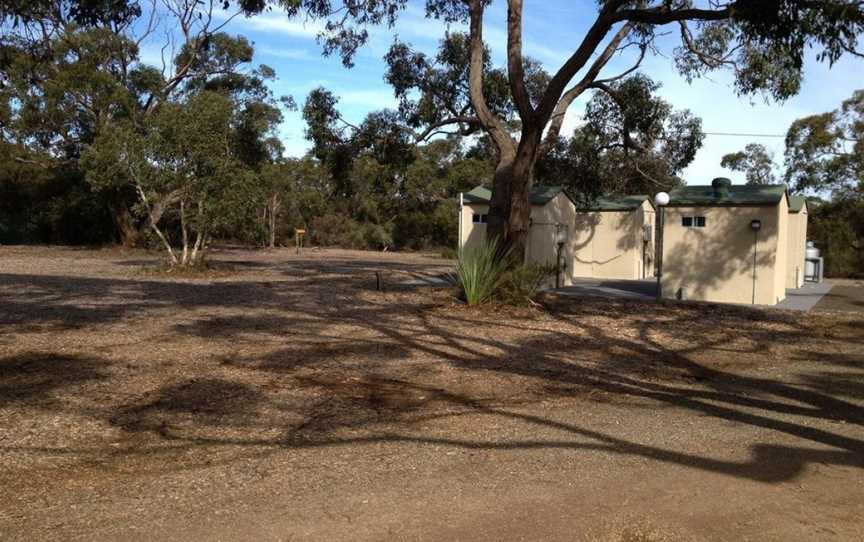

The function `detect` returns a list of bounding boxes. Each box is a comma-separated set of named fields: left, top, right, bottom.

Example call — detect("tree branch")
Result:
left=468, top=0, right=516, bottom=158
left=507, top=0, right=534, bottom=121
left=541, top=24, right=636, bottom=153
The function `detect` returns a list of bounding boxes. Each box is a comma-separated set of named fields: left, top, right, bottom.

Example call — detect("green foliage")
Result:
left=809, top=196, right=864, bottom=278
left=785, top=89, right=863, bottom=196
left=0, top=144, right=114, bottom=244
left=537, top=74, right=702, bottom=200
left=310, top=213, right=394, bottom=250
left=455, top=239, right=512, bottom=306
left=497, top=263, right=557, bottom=306
left=721, top=143, right=779, bottom=185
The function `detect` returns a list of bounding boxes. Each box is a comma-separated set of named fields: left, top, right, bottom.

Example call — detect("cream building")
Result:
left=571, top=196, right=655, bottom=280
left=786, top=196, right=809, bottom=289
left=459, top=185, right=577, bottom=285
left=659, top=178, right=790, bottom=305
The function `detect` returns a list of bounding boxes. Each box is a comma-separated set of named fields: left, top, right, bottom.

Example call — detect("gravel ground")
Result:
left=1, top=246, right=863, bottom=541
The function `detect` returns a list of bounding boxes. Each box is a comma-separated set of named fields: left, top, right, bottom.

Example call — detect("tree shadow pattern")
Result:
left=1, top=254, right=863, bottom=486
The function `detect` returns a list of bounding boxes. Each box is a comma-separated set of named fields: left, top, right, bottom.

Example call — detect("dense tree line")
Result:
left=1, top=1, right=704, bottom=263
left=2, top=1, right=863, bottom=267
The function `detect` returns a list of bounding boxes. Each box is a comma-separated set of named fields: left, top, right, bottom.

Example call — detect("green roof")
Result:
left=789, top=195, right=807, bottom=213
left=462, top=185, right=568, bottom=206
left=576, top=195, right=651, bottom=212
left=668, top=184, right=787, bottom=207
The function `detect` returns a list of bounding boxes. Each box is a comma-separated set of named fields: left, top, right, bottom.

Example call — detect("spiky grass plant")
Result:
left=455, top=238, right=512, bottom=305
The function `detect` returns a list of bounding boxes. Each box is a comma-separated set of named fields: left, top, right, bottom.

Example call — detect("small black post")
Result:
left=375, top=271, right=382, bottom=292
left=556, top=242, right=564, bottom=289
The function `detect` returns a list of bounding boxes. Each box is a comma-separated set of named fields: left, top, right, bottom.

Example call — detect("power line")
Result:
left=703, top=131, right=786, bottom=138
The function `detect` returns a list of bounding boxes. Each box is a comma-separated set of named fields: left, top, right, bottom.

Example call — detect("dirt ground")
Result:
left=816, top=278, right=864, bottom=312
left=1, top=246, right=863, bottom=542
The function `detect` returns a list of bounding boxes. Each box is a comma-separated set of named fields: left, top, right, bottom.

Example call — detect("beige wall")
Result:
left=459, top=202, right=489, bottom=253
left=526, top=193, right=577, bottom=285
left=660, top=203, right=786, bottom=305
left=773, top=195, right=789, bottom=302
left=570, top=199, right=654, bottom=280
left=786, top=207, right=809, bottom=289
left=459, top=193, right=577, bottom=286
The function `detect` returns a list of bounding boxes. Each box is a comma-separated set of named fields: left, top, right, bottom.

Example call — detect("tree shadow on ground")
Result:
left=0, top=352, right=109, bottom=408
left=2, top=265, right=864, bottom=486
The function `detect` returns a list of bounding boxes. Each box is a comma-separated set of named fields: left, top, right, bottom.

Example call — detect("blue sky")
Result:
left=141, top=0, right=862, bottom=186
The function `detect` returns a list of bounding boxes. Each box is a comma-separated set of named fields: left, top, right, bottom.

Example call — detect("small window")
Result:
left=472, top=213, right=488, bottom=224
left=682, top=216, right=706, bottom=228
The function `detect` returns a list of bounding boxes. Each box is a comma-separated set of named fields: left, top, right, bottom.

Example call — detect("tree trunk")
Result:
left=268, top=193, right=278, bottom=249
left=109, top=198, right=139, bottom=247
left=486, top=130, right=541, bottom=261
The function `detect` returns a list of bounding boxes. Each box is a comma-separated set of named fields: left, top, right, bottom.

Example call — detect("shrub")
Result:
left=808, top=197, right=864, bottom=278
left=310, top=214, right=395, bottom=250
left=498, top=262, right=558, bottom=305
left=455, top=239, right=512, bottom=305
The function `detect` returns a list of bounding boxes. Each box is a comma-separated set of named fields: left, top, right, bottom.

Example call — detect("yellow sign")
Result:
left=295, top=229, right=306, bottom=235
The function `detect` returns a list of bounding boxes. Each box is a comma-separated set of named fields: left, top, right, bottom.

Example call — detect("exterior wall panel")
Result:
left=786, top=208, right=809, bottom=289
left=660, top=205, right=783, bottom=305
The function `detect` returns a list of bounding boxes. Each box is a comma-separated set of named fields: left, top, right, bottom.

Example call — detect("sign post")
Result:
left=295, top=229, right=306, bottom=255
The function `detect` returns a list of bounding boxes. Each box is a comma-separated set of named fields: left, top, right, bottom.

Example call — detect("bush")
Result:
left=809, top=197, right=864, bottom=278
left=498, top=263, right=558, bottom=305
left=455, top=239, right=512, bottom=305
left=311, top=214, right=393, bottom=250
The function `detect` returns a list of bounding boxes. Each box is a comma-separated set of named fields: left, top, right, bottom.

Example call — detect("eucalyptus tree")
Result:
left=720, top=143, right=779, bottom=185
left=720, top=89, right=863, bottom=195
left=784, top=89, right=863, bottom=196
left=236, top=0, right=864, bottom=255
left=0, top=0, right=287, bottom=245
left=538, top=74, right=704, bottom=199
left=83, top=91, right=262, bottom=265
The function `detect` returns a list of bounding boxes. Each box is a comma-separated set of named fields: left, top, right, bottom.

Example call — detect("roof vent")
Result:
left=712, top=177, right=732, bottom=198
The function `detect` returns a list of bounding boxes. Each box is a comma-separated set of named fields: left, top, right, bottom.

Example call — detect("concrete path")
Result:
left=554, top=278, right=838, bottom=313
left=553, top=278, right=657, bottom=300
left=777, top=282, right=834, bottom=311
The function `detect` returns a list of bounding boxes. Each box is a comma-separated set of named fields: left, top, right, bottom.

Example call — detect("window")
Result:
left=682, top=216, right=707, bottom=228
left=472, top=213, right=488, bottom=224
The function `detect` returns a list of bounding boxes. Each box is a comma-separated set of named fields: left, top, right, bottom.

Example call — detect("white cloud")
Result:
left=218, top=11, right=325, bottom=38
left=258, top=46, right=313, bottom=60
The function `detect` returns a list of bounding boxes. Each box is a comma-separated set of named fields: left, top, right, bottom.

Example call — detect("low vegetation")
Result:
left=455, top=239, right=556, bottom=306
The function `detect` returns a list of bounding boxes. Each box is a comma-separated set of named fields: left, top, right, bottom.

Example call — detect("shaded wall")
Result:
left=570, top=200, right=654, bottom=280
left=527, top=193, right=577, bottom=285
left=774, top=195, right=789, bottom=302
left=460, top=203, right=489, bottom=253
left=786, top=208, right=809, bottom=289
left=660, top=204, right=785, bottom=305
left=459, top=194, right=577, bottom=286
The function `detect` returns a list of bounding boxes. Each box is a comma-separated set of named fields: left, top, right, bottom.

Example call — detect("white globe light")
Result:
left=654, top=192, right=670, bottom=207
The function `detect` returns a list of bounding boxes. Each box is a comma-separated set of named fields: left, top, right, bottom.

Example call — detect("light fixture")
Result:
left=750, top=219, right=762, bottom=231
left=555, top=223, right=568, bottom=246
left=654, top=192, right=669, bottom=300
